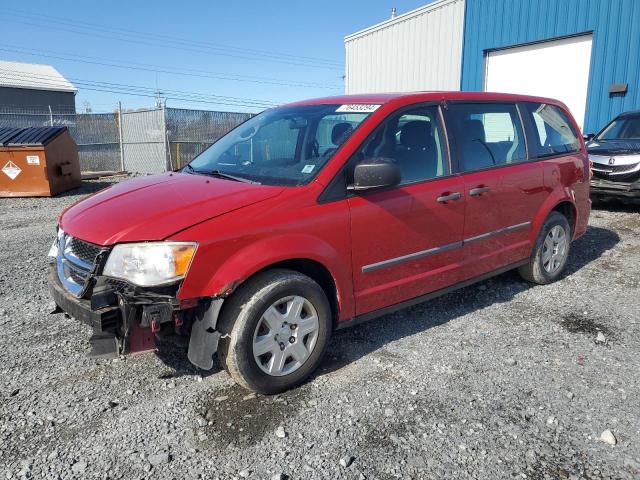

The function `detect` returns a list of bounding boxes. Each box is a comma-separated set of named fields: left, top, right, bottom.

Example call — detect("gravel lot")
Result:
left=0, top=179, right=639, bottom=480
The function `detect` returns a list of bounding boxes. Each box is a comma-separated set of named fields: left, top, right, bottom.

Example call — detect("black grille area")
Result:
left=593, top=168, right=640, bottom=182
left=69, top=268, right=89, bottom=285
left=591, top=162, right=639, bottom=174
left=100, top=309, right=121, bottom=332
left=67, top=237, right=102, bottom=264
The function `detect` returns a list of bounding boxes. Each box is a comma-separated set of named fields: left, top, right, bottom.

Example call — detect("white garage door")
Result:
left=485, top=35, right=593, bottom=130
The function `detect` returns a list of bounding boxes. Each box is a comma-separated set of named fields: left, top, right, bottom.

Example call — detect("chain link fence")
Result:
left=73, top=113, right=121, bottom=172
left=165, top=108, right=251, bottom=169
left=0, top=106, right=253, bottom=174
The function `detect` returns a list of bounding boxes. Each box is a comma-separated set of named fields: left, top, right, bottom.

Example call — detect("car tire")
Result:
left=518, top=211, right=571, bottom=285
left=217, top=269, right=332, bottom=394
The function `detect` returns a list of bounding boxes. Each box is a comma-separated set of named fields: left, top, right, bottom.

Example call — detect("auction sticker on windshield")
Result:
left=336, top=104, right=381, bottom=113
left=2, top=161, right=21, bottom=180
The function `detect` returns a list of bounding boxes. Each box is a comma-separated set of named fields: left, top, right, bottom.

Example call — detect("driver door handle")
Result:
left=469, top=186, right=491, bottom=196
left=436, top=192, right=462, bottom=203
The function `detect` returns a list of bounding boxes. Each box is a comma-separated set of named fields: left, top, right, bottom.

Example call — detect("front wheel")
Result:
left=217, top=269, right=332, bottom=394
left=518, top=211, right=571, bottom=284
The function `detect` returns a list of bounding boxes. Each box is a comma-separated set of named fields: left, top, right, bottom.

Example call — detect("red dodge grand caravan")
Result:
left=49, top=92, right=591, bottom=393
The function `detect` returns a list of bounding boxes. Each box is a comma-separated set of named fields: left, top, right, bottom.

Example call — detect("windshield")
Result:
left=596, top=116, right=640, bottom=141
left=185, top=104, right=376, bottom=186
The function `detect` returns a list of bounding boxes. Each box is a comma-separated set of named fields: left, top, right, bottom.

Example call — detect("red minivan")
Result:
left=49, top=92, right=591, bottom=393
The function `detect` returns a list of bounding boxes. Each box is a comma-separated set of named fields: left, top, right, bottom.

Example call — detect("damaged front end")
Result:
left=48, top=229, right=222, bottom=369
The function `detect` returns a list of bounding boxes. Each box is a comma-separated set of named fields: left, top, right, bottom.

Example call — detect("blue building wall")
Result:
left=460, top=0, right=640, bottom=133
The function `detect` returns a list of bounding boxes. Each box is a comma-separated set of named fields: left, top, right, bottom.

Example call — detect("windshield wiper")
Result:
left=205, top=170, right=261, bottom=184
left=182, top=164, right=260, bottom=184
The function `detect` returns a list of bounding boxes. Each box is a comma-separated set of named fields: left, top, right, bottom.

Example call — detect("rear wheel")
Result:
left=518, top=211, right=571, bottom=284
left=217, top=269, right=332, bottom=394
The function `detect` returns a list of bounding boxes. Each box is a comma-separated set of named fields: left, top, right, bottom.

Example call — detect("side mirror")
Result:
left=583, top=133, right=595, bottom=142
left=348, top=158, right=401, bottom=192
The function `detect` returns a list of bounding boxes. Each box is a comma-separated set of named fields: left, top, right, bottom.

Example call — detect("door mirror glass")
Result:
left=583, top=133, right=595, bottom=141
left=348, top=158, right=401, bottom=191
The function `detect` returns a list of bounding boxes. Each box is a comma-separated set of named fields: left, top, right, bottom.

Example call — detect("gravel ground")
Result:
left=0, top=179, right=639, bottom=480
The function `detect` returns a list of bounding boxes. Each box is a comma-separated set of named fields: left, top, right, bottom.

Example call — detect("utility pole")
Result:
left=155, top=89, right=164, bottom=109
left=118, top=101, right=125, bottom=172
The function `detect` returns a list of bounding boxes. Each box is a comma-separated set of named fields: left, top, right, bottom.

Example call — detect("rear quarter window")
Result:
left=446, top=102, right=527, bottom=172
left=523, top=103, right=580, bottom=158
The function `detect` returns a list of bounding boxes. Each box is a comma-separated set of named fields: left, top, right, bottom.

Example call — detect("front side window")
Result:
left=349, top=105, right=447, bottom=185
left=523, top=103, right=580, bottom=157
left=186, top=104, right=374, bottom=186
left=596, top=115, right=640, bottom=141
left=447, top=103, right=527, bottom=172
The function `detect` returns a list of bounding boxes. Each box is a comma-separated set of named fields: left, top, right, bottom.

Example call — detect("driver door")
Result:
left=347, top=105, right=466, bottom=316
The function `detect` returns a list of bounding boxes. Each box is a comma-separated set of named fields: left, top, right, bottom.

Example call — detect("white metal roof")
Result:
left=0, top=60, right=76, bottom=93
left=345, top=0, right=460, bottom=41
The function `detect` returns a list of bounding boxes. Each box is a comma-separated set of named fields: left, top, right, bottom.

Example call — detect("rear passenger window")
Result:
left=523, top=103, right=580, bottom=158
left=447, top=103, right=527, bottom=172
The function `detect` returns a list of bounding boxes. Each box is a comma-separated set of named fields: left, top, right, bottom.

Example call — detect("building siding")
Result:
left=461, top=0, right=640, bottom=132
left=0, top=87, right=76, bottom=114
left=345, top=0, right=465, bottom=94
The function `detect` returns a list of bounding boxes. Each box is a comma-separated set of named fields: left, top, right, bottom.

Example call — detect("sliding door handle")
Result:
left=469, top=186, right=491, bottom=196
left=436, top=192, right=462, bottom=203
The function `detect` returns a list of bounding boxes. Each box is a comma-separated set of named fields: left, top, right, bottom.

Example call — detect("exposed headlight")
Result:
left=103, top=242, right=197, bottom=287
left=48, top=228, right=64, bottom=258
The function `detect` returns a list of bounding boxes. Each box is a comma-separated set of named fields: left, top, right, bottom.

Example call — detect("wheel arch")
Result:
left=530, top=193, right=578, bottom=245
left=191, top=234, right=352, bottom=322
left=237, top=258, right=341, bottom=327
left=551, top=200, right=577, bottom=236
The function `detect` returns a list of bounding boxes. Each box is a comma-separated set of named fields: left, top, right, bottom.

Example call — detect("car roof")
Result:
left=282, top=91, right=566, bottom=108
left=616, top=110, right=640, bottom=118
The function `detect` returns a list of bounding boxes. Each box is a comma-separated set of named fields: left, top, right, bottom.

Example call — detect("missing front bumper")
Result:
left=49, top=267, right=121, bottom=332
left=49, top=266, right=125, bottom=358
left=48, top=265, right=224, bottom=368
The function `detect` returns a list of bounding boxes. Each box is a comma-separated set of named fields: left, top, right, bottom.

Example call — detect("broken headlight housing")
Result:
left=103, top=242, right=197, bottom=287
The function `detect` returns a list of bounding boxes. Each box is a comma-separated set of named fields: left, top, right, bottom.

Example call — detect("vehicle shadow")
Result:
left=155, top=338, right=223, bottom=378
left=315, top=224, right=620, bottom=378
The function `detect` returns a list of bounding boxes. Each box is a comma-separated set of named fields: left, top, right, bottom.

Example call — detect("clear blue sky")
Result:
left=0, top=1, right=432, bottom=113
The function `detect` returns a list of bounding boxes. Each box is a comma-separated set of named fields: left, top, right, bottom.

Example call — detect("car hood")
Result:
left=587, top=139, right=640, bottom=155
left=60, top=173, right=284, bottom=245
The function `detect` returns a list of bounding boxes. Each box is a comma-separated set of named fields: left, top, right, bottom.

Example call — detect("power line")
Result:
left=0, top=10, right=344, bottom=70
left=0, top=44, right=341, bottom=90
left=0, top=69, right=280, bottom=109
left=4, top=70, right=281, bottom=104
left=3, top=8, right=342, bottom=66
